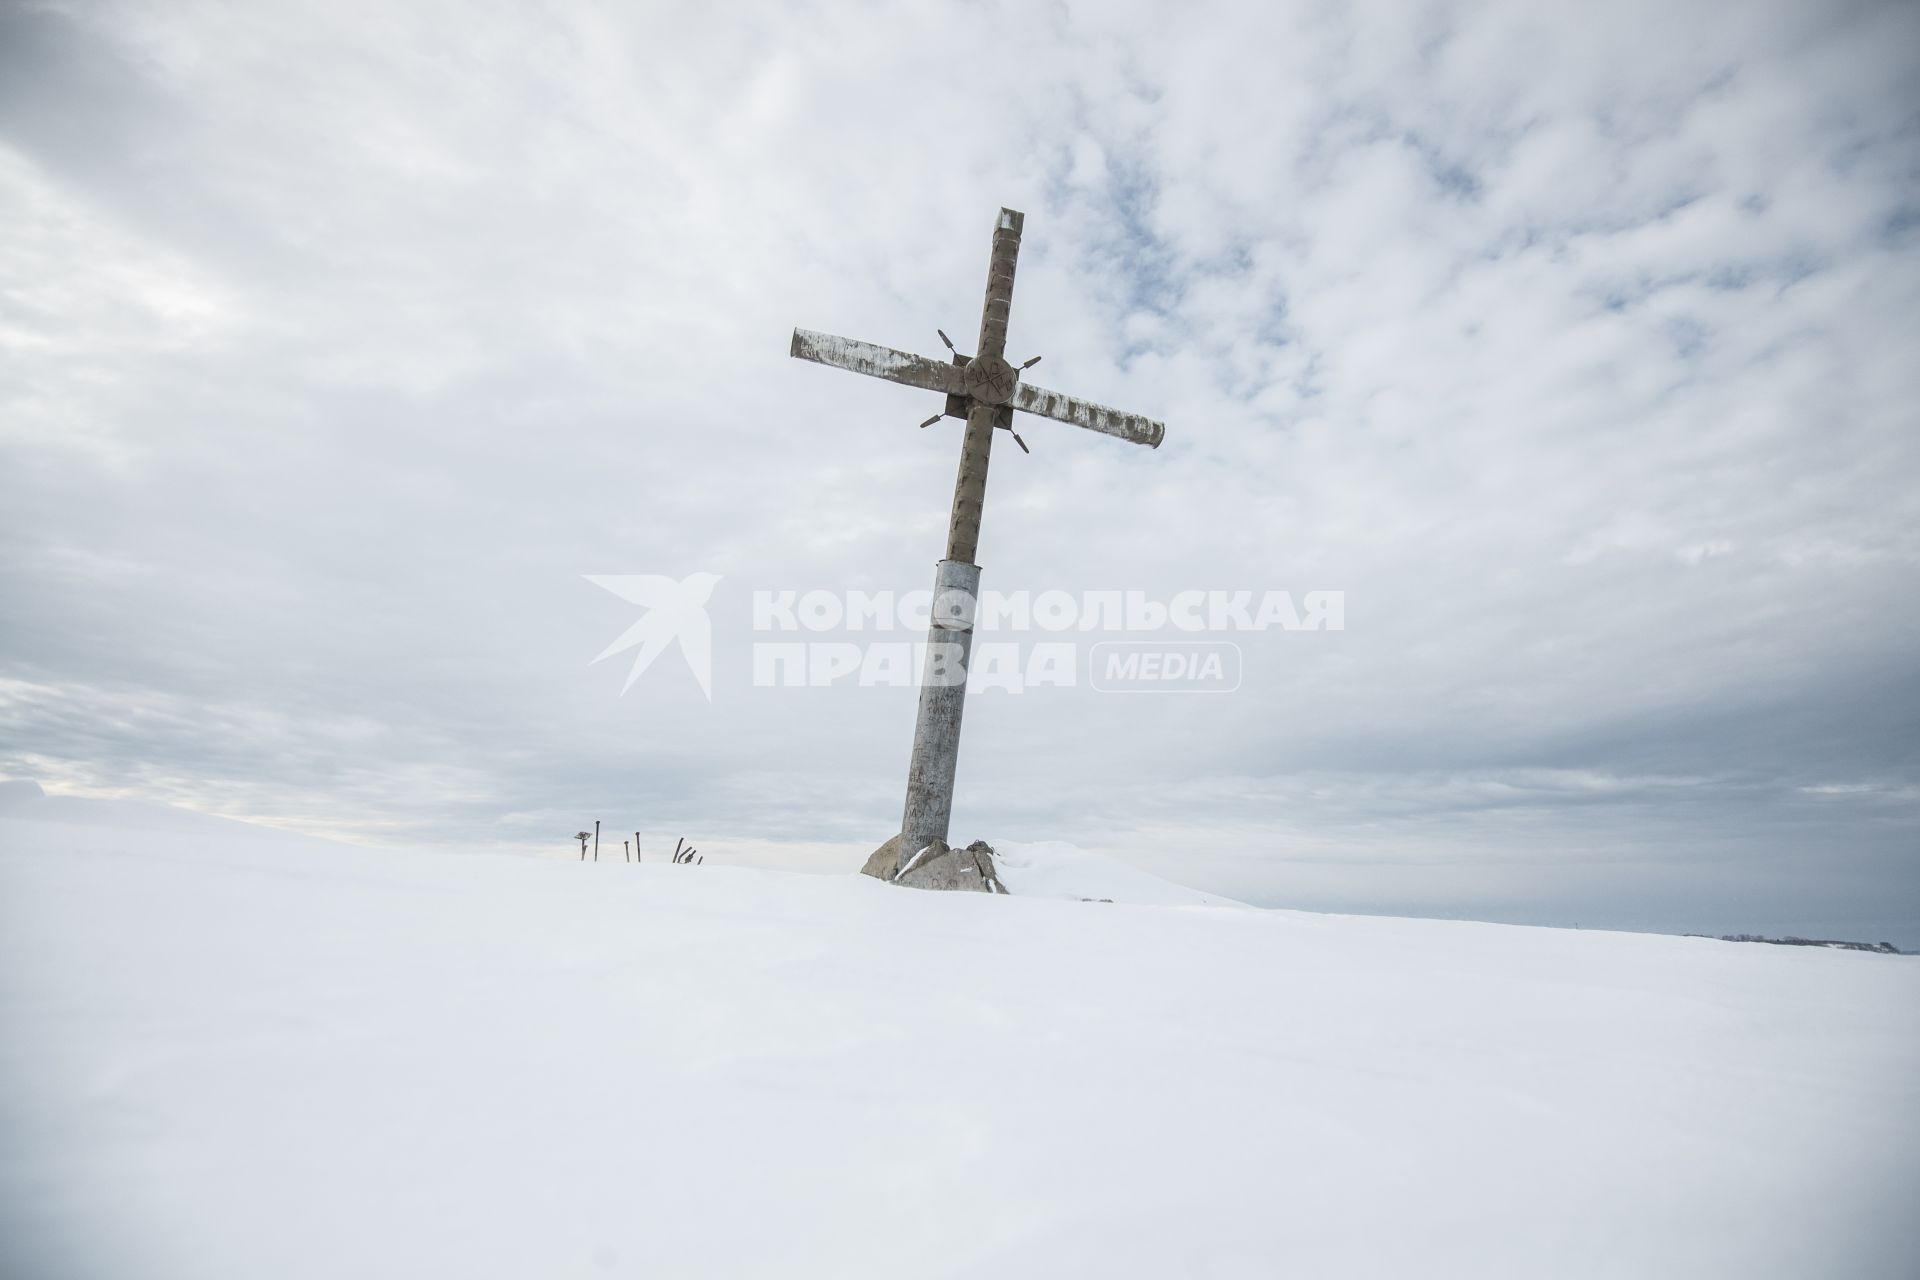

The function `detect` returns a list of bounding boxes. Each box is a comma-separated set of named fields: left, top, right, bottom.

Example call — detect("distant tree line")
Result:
left=1710, top=933, right=1903, bottom=955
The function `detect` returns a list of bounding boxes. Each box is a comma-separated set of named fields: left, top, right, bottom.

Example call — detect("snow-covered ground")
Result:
left=992, top=838, right=1243, bottom=906
left=2, top=786, right=1915, bottom=1279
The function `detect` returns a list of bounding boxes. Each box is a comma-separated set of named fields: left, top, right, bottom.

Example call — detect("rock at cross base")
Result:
left=860, top=834, right=905, bottom=880
left=860, top=835, right=1008, bottom=894
left=961, top=841, right=1009, bottom=894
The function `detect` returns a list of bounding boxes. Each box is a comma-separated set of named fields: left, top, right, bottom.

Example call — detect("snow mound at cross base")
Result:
left=989, top=839, right=1244, bottom=906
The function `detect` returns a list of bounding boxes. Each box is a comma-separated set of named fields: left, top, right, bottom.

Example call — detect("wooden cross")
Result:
left=790, top=207, right=1166, bottom=859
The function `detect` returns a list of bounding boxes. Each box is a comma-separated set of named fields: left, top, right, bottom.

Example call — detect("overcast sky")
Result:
left=2, top=0, right=1916, bottom=943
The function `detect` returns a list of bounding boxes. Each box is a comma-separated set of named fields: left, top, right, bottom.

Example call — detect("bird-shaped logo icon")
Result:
left=585, top=572, right=722, bottom=699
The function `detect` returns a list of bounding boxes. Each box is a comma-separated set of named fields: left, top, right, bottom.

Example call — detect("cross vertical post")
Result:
left=902, top=209, right=1023, bottom=856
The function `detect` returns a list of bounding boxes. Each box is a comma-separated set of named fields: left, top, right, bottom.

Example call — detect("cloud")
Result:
left=2, top=0, right=1917, bottom=942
